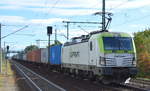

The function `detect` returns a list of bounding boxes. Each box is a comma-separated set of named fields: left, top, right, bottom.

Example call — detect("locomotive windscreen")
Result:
left=103, top=37, right=133, bottom=50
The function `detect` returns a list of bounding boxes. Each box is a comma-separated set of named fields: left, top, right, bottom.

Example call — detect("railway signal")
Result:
left=6, top=45, right=9, bottom=75
left=47, top=26, right=52, bottom=35
left=6, top=45, right=9, bottom=53
left=47, top=26, right=53, bottom=63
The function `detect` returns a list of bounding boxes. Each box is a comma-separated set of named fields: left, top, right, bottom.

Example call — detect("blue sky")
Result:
left=0, top=0, right=150, bottom=51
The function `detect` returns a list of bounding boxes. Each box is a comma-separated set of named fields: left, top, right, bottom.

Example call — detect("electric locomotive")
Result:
left=61, top=31, right=137, bottom=84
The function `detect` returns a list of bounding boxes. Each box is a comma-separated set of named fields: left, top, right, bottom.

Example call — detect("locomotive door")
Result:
left=89, top=40, right=96, bottom=66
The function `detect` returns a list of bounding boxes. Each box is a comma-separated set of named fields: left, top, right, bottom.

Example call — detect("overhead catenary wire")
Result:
left=78, top=25, right=89, bottom=34
left=44, top=0, right=61, bottom=17
left=109, top=0, right=130, bottom=11
left=41, top=0, right=49, bottom=16
left=107, top=0, right=150, bottom=28
left=13, top=34, right=35, bottom=36
left=4, top=0, right=61, bottom=30
left=1, top=25, right=28, bottom=39
left=1, top=24, right=25, bottom=27
left=26, top=0, right=61, bottom=27
left=114, top=13, right=150, bottom=28
left=110, top=0, right=150, bottom=19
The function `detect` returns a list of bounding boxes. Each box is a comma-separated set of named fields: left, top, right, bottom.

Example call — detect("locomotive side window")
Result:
left=90, top=42, right=92, bottom=51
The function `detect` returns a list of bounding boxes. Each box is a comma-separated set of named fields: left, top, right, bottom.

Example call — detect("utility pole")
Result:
left=0, top=23, right=2, bottom=74
left=62, top=22, right=69, bottom=40
left=66, top=22, right=69, bottom=40
left=48, top=34, right=50, bottom=63
left=55, top=28, right=57, bottom=44
left=3, top=42, right=6, bottom=75
left=102, top=0, right=106, bottom=31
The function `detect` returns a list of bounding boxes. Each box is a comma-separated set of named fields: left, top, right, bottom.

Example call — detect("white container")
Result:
left=41, top=48, right=48, bottom=63
left=23, top=54, right=27, bottom=61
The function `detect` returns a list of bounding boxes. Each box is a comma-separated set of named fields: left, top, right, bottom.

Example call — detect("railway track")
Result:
left=131, top=78, right=150, bottom=86
left=13, top=60, right=150, bottom=91
left=124, top=78, right=150, bottom=91
left=12, top=60, right=66, bottom=91
left=112, top=83, right=149, bottom=91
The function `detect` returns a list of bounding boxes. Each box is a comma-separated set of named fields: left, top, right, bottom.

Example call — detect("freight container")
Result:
left=41, top=48, right=48, bottom=63
left=26, top=51, right=30, bottom=61
left=27, top=49, right=41, bottom=62
left=18, top=53, right=24, bottom=60
left=32, top=50, right=37, bottom=62
left=15, top=54, right=19, bottom=59
left=27, top=51, right=34, bottom=62
left=23, top=54, right=27, bottom=61
left=49, top=44, right=62, bottom=65
left=34, top=49, right=41, bottom=63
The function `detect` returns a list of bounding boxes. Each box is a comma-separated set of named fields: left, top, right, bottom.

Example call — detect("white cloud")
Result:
left=30, top=18, right=69, bottom=25
left=0, top=15, right=68, bottom=25
left=130, top=24, right=141, bottom=28
left=0, top=5, right=24, bottom=10
left=1, top=0, right=150, bottom=16
left=0, top=0, right=45, bottom=7
left=0, top=0, right=100, bottom=16
left=57, top=28, right=95, bottom=39
left=4, top=0, right=145, bottom=10
left=48, top=8, right=99, bottom=16
left=0, top=0, right=119, bottom=15
left=0, top=0, right=100, bottom=9
left=140, top=9, right=150, bottom=13
left=11, top=44, right=26, bottom=50
left=0, top=16, right=26, bottom=24
left=109, top=0, right=150, bottom=9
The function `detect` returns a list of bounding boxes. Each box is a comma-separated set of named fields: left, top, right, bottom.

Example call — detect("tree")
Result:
left=24, top=45, right=39, bottom=53
left=55, top=40, right=62, bottom=45
left=134, top=29, right=150, bottom=78
left=47, top=40, right=62, bottom=47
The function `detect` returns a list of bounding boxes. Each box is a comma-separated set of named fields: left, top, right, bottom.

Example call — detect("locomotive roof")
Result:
left=64, top=31, right=131, bottom=46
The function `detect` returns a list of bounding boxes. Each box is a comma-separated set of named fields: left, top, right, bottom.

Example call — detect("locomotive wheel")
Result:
left=102, top=79, right=111, bottom=85
left=101, top=77, right=111, bottom=85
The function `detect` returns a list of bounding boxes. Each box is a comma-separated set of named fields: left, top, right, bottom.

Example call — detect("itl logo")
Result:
left=70, top=52, right=80, bottom=58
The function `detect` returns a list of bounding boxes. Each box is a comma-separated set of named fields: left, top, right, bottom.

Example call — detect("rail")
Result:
left=12, top=60, right=66, bottom=91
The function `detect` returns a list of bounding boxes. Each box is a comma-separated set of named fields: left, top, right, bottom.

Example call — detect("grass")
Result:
left=0, top=59, right=14, bottom=87
left=136, top=77, right=150, bottom=81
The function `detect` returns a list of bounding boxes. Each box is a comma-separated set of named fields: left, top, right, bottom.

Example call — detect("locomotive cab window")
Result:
left=90, top=42, right=93, bottom=51
left=103, top=37, right=133, bottom=50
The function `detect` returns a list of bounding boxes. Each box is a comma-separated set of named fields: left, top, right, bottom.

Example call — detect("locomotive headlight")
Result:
left=101, top=60, right=105, bottom=65
left=99, top=57, right=106, bottom=65
left=132, top=57, right=136, bottom=66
